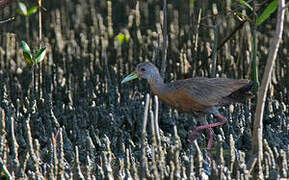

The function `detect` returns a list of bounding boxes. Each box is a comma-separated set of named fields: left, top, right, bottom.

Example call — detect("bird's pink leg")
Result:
left=190, top=114, right=227, bottom=150
left=206, top=128, right=214, bottom=150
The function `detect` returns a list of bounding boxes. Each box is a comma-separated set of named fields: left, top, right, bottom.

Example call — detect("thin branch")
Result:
left=252, top=1, right=259, bottom=86
left=193, top=9, right=202, bottom=53
left=38, top=0, right=42, bottom=41
left=160, top=0, right=167, bottom=80
left=209, top=0, right=271, bottom=56
left=141, top=94, right=150, bottom=137
left=281, top=1, right=289, bottom=10
left=216, top=20, right=247, bottom=52
left=210, top=24, right=219, bottom=78
left=140, top=94, right=150, bottom=179
left=252, top=0, right=285, bottom=176
left=0, top=17, right=15, bottom=24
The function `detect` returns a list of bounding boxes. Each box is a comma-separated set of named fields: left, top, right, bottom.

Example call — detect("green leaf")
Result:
left=125, top=35, right=130, bottom=42
left=115, top=33, right=125, bottom=44
left=256, top=0, right=278, bottom=26
left=21, top=41, right=32, bottom=57
left=18, top=2, right=27, bottom=16
left=17, top=9, right=25, bottom=16
left=34, top=47, right=47, bottom=64
left=21, top=41, right=32, bottom=54
left=23, top=51, right=33, bottom=65
left=239, top=0, right=253, bottom=11
left=21, top=41, right=33, bottom=65
left=115, top=33, right=130, bottom=44
left=27, top=6, right=38, bottom=16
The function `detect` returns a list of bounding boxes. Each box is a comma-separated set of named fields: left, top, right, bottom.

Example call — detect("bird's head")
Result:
left=121, top=62, right=160, bottom=83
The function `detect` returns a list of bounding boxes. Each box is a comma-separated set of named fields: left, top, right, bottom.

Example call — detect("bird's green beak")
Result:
left=121, top=72, right=139, bottom=84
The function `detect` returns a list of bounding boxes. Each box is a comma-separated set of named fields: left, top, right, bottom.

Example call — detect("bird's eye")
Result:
left=140, top=68, right=146, bottom=72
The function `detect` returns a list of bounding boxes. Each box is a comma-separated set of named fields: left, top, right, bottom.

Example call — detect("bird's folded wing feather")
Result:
left=168, top=77, right=250, bottom=107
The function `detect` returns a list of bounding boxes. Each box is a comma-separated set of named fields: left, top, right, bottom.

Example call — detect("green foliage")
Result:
left=27, top=6, right=38, bottom=16
left=235, top=0, right=278, bottom=26
left=21, top=41, right=47, bottom=66
left=34, top=48, right=46, bottom=64
left=21, top=41, right=33, bottom=64
left=21, top=41, right=32, bottom=55
left=17, top=2, right=38, bottom=16
left=17, top=2, right=27, bottom=15
left=239, top=0, right=253, bottom=11
left=256, top=0, right=278, bottom=26
left=115, top=33, right=130, bottom=44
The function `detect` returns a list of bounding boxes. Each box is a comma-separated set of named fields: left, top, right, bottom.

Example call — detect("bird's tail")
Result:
left=228, top=81, right=255, bottom=102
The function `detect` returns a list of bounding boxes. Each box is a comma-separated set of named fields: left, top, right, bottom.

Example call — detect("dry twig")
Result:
left=252, top=0, right=285, bottom=177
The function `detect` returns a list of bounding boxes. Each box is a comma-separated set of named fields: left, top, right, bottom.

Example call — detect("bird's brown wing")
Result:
left=168, top=77, right=251, bottom=107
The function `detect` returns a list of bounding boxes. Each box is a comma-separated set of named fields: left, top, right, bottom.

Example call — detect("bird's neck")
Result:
left=148, top=76, right=165, bottom=95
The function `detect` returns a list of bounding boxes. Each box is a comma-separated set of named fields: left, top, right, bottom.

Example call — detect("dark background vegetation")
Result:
left=0, top=0, right=289, bottom=179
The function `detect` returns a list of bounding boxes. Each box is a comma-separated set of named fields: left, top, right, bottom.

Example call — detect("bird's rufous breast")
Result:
left=149, top=82, right=209, bottom=112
